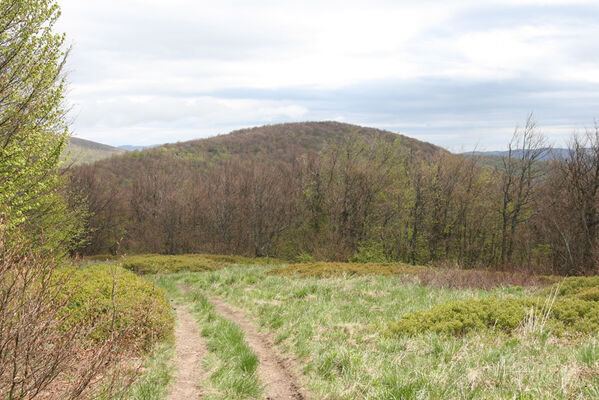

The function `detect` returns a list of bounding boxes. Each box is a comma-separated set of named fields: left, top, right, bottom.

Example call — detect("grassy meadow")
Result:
left=89, top=254, right=599, bottom=400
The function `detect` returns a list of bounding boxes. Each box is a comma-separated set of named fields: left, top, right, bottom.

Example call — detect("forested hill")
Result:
left=96, top=121, right=446, bottom=167
left=70, top=121, right=449, bottom=257
left=69, top=120, right=599, bottom=274
left=162, top=121, right=445, bottom=161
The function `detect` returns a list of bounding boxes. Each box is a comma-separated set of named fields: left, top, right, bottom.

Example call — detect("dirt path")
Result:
left=209, top=297, right=309, bottom=400
left=167, top=305, right=208, bottom=400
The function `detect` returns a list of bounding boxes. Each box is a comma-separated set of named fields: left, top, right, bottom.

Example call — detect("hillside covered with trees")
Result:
left=69, top=119, right=599, bottom=275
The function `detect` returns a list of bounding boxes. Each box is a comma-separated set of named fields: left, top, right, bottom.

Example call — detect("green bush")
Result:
left=59, top=264, right=173, bottom=349
left=388, top=297, right=536, bottom=336
left=543, top=276, right=599, bottom=297
left=121, top=253, right=279, bottom=274
left=349, top=241, right=390, bottom=263
left=388, top=276, right=599, bottom=337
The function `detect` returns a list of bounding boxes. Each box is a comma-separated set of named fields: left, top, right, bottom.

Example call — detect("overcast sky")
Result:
left=56, top=0, right=599, bottom=151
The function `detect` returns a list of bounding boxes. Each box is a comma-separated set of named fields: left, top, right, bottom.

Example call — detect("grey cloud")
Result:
left=59, top=0, right=599, bottom=150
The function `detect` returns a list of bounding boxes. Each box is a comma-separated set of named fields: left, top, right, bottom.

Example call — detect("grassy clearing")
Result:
left=155, top=277, right=262, bottom=400
left=154, top=265, right=599, bottom=399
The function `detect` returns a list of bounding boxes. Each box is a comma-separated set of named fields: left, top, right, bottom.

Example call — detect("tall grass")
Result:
left=155, top=265, right=599, bottom=399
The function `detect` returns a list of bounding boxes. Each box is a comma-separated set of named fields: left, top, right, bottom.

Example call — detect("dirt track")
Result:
left=209, top=297, right=309, bottom=400
left=167, top=305, right=208, bottom=400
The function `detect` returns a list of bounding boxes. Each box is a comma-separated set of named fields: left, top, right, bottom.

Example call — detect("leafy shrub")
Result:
left=542, top=276, right=599, bottom=297
left=575, top=287, right=599, bottom=301
left=59, top=264, right=174, bottom=349
left=388, top=298, right=536, bottom=336
left=294, top=252, right=316, bottom=263
left=389, top=276, right=599, bottom=337
left=349, top=241, right=390, bottom=263
left=121, top=253, right=279, bottom=274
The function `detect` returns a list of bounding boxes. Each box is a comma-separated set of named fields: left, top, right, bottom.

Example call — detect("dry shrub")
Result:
left=270, top=261, right=560, bottom=289
left=269, top=261, right=423, bottom=278
left=0, top=230, right=162, bottom=399
left=414, top=267, right=560, bottom=290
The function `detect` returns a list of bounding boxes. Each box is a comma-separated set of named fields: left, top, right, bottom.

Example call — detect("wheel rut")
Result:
left=208, top=297, right=309, bottom=400
left=167, top=304, right=208, bottom=400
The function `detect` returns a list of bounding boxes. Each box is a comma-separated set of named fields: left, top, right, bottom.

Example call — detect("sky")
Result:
left=56, top=0, right=599, bottom=151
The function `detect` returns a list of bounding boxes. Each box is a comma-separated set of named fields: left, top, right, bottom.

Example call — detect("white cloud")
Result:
left=56, top=0, right=599, bottom=149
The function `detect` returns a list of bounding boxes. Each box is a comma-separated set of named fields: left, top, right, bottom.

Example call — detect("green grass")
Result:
left=153, top=265, right=599, bottom=399
left=153, top=276, right=262, bottom=400
left=125, top=342, right=175, bottom=400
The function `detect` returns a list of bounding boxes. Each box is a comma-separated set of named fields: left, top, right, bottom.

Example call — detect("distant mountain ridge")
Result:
left=68, top=122, right=446, bottom=166
left=118, top=145, right=157, bottom=151
left=461, top=148, right=570, bottom=160
left=66, top=137, right=126, bottom=164
left=142, top=121, right=447, bottom=164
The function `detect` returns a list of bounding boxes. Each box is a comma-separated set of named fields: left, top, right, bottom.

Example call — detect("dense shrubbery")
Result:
left=388, top=297, right=538, bottom=336
left=121, top=253, right=278, bottom=274
left=0, top=235, right=174, bottom=399
left=388, top=277, right=599, bottom=337
left=59, top=264, right=173, bottom=348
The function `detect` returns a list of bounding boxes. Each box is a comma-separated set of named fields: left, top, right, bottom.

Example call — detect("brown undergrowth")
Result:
left=269, top=261, right=561, bottom=289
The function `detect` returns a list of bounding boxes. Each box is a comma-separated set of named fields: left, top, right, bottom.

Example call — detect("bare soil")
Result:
left=167, top=305, right=208, bottom=400
left=209, top=297, right=309, bottom=400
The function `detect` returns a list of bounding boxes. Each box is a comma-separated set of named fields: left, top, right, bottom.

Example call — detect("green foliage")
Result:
left=59, top=264, right=173, bottom=349
left=0, top=0, right=83, bottom=255
left=121, top=253, right=278, bottom=274
left=156, top=265, right=599, bottom=399
left=388, top=297, right=536, bottom=336
left=122, top=342, right=174, bottom=400
left=389, top=276, right=599, bottom=337
left=349, top=241, right=390, bottom=263
left=544, top=276, right=599, bottom=297
left=578, top=341, right=599, bottom=366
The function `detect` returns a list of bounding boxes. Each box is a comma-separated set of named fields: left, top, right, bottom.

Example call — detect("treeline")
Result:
left=69, top=118, right=599, bottom=275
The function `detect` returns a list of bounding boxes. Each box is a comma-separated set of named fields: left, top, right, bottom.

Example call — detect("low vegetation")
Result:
left=156, top=280, right=263, bottom=399
left=151, top=263, right=599, bottom=399
left=389, top=276, right=599, bottom=338
left=122, top=343, right=174, bottom=400
left=270, top=261, right=422, bottom=277
left=120, top=253, right=279, bottom=274
left=271, top=261, right=559, bottom=289
left=59, top=264, right=174, bottom=347
left=0, top=241, right=174, bottom=399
